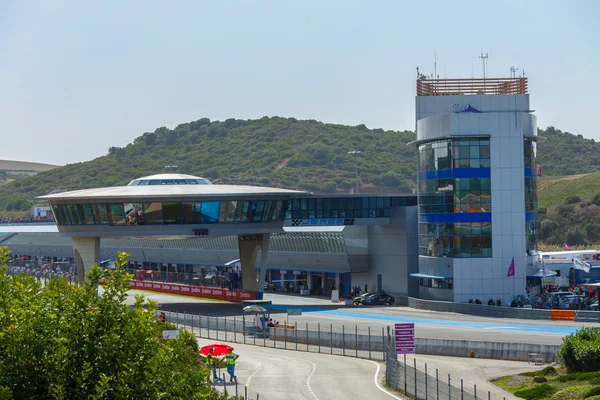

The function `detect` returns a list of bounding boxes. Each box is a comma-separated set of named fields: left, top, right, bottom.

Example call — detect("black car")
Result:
left=361, top=293, right=395, bottom=306
left=353, top=292, right=377, bottom=305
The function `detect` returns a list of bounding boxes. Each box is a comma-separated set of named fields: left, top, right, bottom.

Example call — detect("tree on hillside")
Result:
left=0, top=247, right=233, bottom=400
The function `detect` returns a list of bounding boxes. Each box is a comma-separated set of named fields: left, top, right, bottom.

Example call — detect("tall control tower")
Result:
left=411, top=75, right=539, bottom=303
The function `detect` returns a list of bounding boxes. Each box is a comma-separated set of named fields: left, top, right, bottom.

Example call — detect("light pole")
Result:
left=348, top=151, right=362, bottom=194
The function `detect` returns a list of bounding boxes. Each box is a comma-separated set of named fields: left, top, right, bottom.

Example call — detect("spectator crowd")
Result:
left=470, top=284, right=599, bottom=310
left=0, top=216, right=55, bottom=224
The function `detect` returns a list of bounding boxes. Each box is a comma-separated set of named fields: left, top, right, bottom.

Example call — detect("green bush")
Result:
left=556, top=371, right=600, bottom=382
left=585, top=386, right=600, bottom=398
left=514, top=384, right=557, bottom=400
left=520, top=366, right=557, bottom=377
left=565, top=195, right=582, bottom=205
left=0, top=247, right=230, bottom=400
left=559, top=328, right=600, bottom=372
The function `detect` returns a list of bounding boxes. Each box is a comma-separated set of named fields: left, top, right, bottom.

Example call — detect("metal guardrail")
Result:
left=395, top=295, right=600, bottom=323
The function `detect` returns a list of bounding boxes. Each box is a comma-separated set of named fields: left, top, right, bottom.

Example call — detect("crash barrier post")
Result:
left=306, top=322, right=309, bottom=352
left=318, top=323, right=321, bottom=353
left=342, top=325, right=345, bottom=356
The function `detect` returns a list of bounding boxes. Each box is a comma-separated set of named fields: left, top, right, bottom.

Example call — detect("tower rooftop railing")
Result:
left=416, top=77, right=528, bottom=96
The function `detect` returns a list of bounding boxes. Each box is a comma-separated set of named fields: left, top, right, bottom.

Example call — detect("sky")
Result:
left=1, top=0, right=599, bottom=166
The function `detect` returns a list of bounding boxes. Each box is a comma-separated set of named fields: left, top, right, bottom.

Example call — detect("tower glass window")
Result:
left=417, top=138, right=492, bottom=258
left=524, top=138, right=539, bottom=251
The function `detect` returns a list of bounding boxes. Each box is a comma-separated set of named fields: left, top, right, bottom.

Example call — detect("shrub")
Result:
left=565, top=195, right=582, bottom=205
left=514, top=384, right=556, bottom=400
left=559, top=328, right=600, bottom=372
left=0, top=247, right=227, bottom=399
left=585, top=386, right=600, bottom=398
left=521, top=366, right=556, bottom=377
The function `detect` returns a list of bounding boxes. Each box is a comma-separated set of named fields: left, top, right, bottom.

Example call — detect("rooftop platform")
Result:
left=417, top=77, right=528, bottom=96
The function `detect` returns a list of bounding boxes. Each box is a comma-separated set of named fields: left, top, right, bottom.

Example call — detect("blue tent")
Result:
left=458, top=104, right=481, bottom=113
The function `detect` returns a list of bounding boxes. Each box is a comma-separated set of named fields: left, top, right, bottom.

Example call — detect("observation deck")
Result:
left=416, top=77, right=528, bottom=96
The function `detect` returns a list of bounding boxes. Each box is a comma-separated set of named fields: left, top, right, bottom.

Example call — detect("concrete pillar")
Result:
left=238, top=233, right=270, bottom=300
left=335, top=273, right=341, bottom=294
left=307, top=271, right=312, bottom=290
left=71, top=236, right=100, bottom=283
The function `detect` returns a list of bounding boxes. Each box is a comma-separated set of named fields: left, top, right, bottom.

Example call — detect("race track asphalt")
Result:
left=198, top=338, right=401, bottom=400
left=127, top=290, right=599, bottom=345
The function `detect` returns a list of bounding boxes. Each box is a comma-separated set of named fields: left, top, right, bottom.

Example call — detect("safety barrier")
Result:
left=128, top=279, right=257, bottom=302
left=394, top=295, right=600, bottom=322
left=550, top=309, right=575, bottom=321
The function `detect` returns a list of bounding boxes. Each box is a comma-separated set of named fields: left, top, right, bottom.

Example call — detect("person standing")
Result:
left=206, top=348, right=218, bottom=381
left=221, top=348, right=239, bottom=382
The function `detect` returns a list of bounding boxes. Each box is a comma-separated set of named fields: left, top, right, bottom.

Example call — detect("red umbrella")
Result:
left=199, top=343, right=234, bottom=357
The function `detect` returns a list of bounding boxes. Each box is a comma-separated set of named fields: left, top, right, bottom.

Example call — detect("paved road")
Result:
left=197, top=338, right=401, bottom=400
left=128, top=289, right=553, bottom=399
left=127, top=289, right=599, bottom=345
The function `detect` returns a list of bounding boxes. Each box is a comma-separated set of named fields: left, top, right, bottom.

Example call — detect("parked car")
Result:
left=361, top=293, right=395, bottom=306
left=353, top=292, right=377, bottom=305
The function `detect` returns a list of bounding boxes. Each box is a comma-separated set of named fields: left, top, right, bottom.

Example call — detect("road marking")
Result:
left=245, top=361, right=263, bottom=387
left=285, top=356, right=319, bottom=400
left=366, top=360, right=404, bottom=400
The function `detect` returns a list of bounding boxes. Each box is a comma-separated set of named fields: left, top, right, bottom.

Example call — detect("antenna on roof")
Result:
left=479, top=53, right=489, bottom=79
left=510, top=66, right=519, bottom=78
left=434, top=51, right=437, bottom=79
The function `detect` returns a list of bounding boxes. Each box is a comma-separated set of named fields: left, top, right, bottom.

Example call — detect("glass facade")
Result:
left=524, top=138, right=539, bottom=251
left=417, top=138, right=492, bottom=258
left=127, top=178, right=212, bottom=186
left=419, top=277, right=453, bottom=290
left=51, top=200, right=289, bottom=226
left=289, top=196, right=415, bottom=220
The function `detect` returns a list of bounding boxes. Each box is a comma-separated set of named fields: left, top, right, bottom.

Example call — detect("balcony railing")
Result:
left=416, top=77, right=528, bottom=96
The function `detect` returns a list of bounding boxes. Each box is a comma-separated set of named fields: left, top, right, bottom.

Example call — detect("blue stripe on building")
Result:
left=418, top=168, right=491, bottom=181
left=525, top=212, right=537, bottom=222
left=524, top=168, right=537, bottom=178
left=419, top=213, right=492, bottom=223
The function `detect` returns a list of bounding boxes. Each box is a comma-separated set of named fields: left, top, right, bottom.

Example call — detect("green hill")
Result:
left=1, top=117, right=600, bottom=247
left=538, top=173, right=600, bottom=211
left=0, top=117, right=417, bottom=212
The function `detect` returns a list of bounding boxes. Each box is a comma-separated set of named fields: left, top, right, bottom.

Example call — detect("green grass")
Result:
left=514, top=384, right=557, bottom=400
left=521, top=367, right=558, bottom=377
left=493, top=367, right=600, bottom=400
left=538, top=173, right=600, bottom=210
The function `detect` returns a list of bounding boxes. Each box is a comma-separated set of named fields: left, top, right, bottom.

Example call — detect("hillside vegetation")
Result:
left=0, top=117, right=416, bottom=212
left=1, top=118, right=600, bottom=246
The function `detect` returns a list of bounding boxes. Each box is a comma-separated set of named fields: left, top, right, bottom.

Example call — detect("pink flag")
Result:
left=564, top=243, right=571, bottom=250
left=507, top=257, right=515, bottom=277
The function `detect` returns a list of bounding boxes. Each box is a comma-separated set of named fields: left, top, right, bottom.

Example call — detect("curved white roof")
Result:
left=38, top=184, right=308, bottom=201
left=127, top=173, right=212, bottom=186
